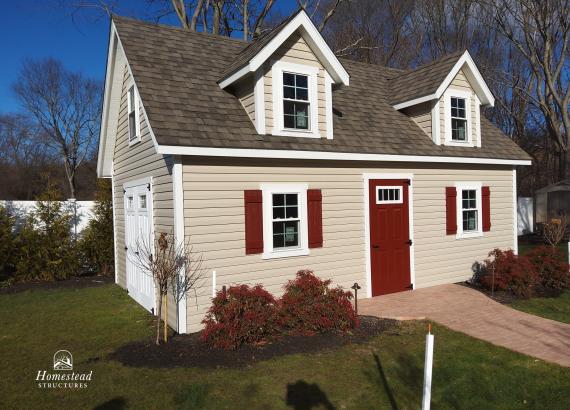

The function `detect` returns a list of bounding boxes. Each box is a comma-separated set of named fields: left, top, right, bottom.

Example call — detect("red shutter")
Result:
left=446, top=187, right=457, bottom=235
left=307, top=189, right=323, bottom=248
left=482, top=186, right=491, bottom=232
left=244, top=190, right=263, bottom=254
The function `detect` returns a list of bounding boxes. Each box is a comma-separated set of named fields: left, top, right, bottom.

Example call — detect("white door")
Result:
left=124, top=183, right=155, bottom=312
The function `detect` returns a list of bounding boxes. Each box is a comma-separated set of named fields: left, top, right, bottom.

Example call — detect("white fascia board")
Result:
left=156, top=145, right=531, bottom=166
left=97, top=21, right=119, bottom=178
left=393, top=94, right=437, bottom=111
left=435, top=51, right=495, bottom=107
left=219, top=10, right=349, bottom=89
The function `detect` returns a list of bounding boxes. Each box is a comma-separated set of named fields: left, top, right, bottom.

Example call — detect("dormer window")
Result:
left=283, top=73, right=309, bottom=130
left=451, top=97, right=467, bottom=141
left=271, top=61, right=319, bottom=138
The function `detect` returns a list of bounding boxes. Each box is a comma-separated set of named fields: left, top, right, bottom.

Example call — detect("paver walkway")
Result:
left=359, top=284, right=570, bottom=367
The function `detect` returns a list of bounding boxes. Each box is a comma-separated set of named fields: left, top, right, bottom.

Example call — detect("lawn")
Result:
left=1, top=284, right=569, bottom=409
left=510, top=290, right=570, bottom=324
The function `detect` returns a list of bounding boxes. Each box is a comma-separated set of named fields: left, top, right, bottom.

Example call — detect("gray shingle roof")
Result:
left=388, top=51, right=464, bottom=105
left=112, top=16, right=530, bottom=162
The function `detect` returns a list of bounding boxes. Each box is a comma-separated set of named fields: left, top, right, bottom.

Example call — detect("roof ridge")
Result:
left=388, top=50, right=465, bottom=80
left=112, top=14, right=248, bottom=45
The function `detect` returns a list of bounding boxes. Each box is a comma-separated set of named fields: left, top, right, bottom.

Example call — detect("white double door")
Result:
left=124, top=182, right=155, bottom=312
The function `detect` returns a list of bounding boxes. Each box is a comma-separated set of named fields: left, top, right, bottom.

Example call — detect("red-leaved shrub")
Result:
left=525, top=246, right=570, bottom=293
left=278, top=270, right=358, bottom=334
left=201, top=284, right=277, bottom=349
left=478, top=249, right=538, bottom=298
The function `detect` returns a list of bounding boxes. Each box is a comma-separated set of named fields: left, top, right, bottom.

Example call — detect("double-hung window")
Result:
left=455, top=182, right=482, bottom=238
left=451, top=97, right=467, bottom=141
left=461, top=189, right=477, bottom=231
left=127, top=85, right=140, bottom=144
left=283, top=73, right=309, bottom=130
left=261, top=184, right=309, bottom=259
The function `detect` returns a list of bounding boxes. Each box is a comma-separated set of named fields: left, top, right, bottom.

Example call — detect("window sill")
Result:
left=128, top=136, right=141, bottom=146
left=262, top=248, right=310, bottom=260
left=456, top=231, right=483, bottom=240
left=271, top=128, right=320, bottom=138
left=444, top=140, right=474, bottom=147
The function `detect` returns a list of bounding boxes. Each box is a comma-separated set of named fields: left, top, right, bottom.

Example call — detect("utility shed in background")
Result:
left=535, top=180, right=570, bottom=227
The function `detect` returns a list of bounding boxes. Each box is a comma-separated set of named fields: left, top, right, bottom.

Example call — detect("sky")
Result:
left=0, top=1, right=297, bottom=113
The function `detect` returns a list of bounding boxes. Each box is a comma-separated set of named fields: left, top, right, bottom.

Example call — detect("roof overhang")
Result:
left=156, top=145, right=531, bottom=166
left=393, top=51, right=495, bottom=111
left=218, top=10, right=349, bottom=89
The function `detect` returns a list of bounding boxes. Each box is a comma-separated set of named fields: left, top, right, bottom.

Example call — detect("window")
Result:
left=451, top=97, right=467, bottom=141
left=271, top=61, right=319, bottom=138
left=261, top=184, right=309, bottom=259
left=461, top=189, right=477, bottom=231
left=272, top=193, right=299, bottom=248
left=127, top=85, right=140, bottom=143
left=139, top=194, right=147, bottom=209
left=376, top=186, right=403, bottom=204
left=127, top=196, right=134, bottom=209
left=283, top=73, right=309, bottom=130
left=455, top=182, right=483, bottom=238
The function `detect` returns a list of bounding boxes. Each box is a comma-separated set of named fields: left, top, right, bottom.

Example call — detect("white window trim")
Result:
left=376, top=186, right=403, bottom=204
left=444, top=88, right=473, bottom=147
left=271, top=61, right=319, bottom=138
left=455, top=181, right=483, bottom=239
left=127, top=83, right=141, bottom=146
left=261, top=183, right=309, bottom=259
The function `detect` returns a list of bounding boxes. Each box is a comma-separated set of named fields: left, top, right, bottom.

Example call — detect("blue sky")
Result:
left=0, top=1, right=296, bottom=113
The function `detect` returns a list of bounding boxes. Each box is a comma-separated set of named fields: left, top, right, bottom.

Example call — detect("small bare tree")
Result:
left=132, top=232, right=205, bottom=345
left=543, top=213, right=568, bottom=248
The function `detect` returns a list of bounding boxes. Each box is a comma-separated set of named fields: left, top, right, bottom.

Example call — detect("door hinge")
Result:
left=406, top=239, right=413, bottom=246
left=124, top=246, right=128, bottom=250
left=407, top=283, right=414, bottom=289
left=147, top=183, right=151, bottom=191
left=405, top=179, right=411, bottom=185
left=123, top=188, right=126, bottom=194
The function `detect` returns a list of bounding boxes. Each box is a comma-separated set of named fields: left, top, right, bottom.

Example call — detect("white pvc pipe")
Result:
left=422, top=327, right=435, bottom=410
left=212, top=270, right=217, bottom=298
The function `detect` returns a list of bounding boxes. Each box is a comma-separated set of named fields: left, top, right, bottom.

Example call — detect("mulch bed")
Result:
left=0, top=275, right=114, bottom=295
left=459, top=281, right=562, bottom=304
left=109, top=316, right=399, bottom=369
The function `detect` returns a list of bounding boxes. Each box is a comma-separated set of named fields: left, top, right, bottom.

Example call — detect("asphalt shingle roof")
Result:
left=112, top=16, right=530, bottom=161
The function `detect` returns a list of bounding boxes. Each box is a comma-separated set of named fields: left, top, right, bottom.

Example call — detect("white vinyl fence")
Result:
left=517, top=197, right=533, bottom=235
left=0, top=200, right=95, bottom=234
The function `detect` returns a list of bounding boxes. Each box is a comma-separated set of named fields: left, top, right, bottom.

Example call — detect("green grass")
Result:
left=510, top=291, right=570, bottom=324
left=1, top=285, right=569, bottom=409
left=518, top=240, right=568, bottom=256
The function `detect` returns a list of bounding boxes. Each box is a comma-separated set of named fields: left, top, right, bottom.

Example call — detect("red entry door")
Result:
left=369, top=179, right=411, bottom=296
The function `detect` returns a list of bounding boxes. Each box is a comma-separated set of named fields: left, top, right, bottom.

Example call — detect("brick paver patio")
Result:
left=359, top=284, right=570, bottom=367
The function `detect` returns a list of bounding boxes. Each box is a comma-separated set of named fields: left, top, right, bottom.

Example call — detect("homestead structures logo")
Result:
left=36, top=350, right=92, bottom=389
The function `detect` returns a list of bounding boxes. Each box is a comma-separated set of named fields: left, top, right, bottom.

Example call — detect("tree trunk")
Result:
left=155, top=291, right=162, bottom=345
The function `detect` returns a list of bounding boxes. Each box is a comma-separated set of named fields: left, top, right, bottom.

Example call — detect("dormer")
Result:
left=218, top=10, right=349, bottom=140
left=390, top=51, right=494, bottom=148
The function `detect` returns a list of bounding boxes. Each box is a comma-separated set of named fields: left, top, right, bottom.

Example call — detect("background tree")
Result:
left=12, top=58, right=101, bottom=199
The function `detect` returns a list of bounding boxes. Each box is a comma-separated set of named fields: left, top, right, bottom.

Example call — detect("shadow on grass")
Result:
left=373, top=353, right=398, bottom=410
left=174, top=383, right=209, bottom=409
left=286, top=380, right=335, bottom=410
left=93, top=397, right=127, bottom=410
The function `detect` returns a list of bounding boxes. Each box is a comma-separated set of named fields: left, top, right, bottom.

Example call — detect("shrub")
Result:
left=526, top=246, right=569, bottom=293
left=0, top=205, right=16, bottom=279
left=278, top=270, right=358, bottom=334
left=201, top=284, right=278, bottom=349
left=477, top=249, right=538, bottom=298
left=79, top=179, right=114, bottom=276
left=14, top=180, right=78, bottom=281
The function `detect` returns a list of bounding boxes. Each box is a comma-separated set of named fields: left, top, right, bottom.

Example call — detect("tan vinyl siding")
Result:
left=234, top=76, right=255, bottom=123
left=403, top=102, right=432, bottom=138
left=439, top=69, right=479, bottom=146
left=264, top=31, right=328, bottom=138
left=112, top=64, right=177, bottom=329
left=182, top=158, right=515, bottom=332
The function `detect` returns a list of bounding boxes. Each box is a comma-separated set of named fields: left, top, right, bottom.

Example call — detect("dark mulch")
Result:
left=459, top=281, right=562, bottom=305
left=0, top=275, right=114, bottom=295
left=109, top=316, right=399, bottom=369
